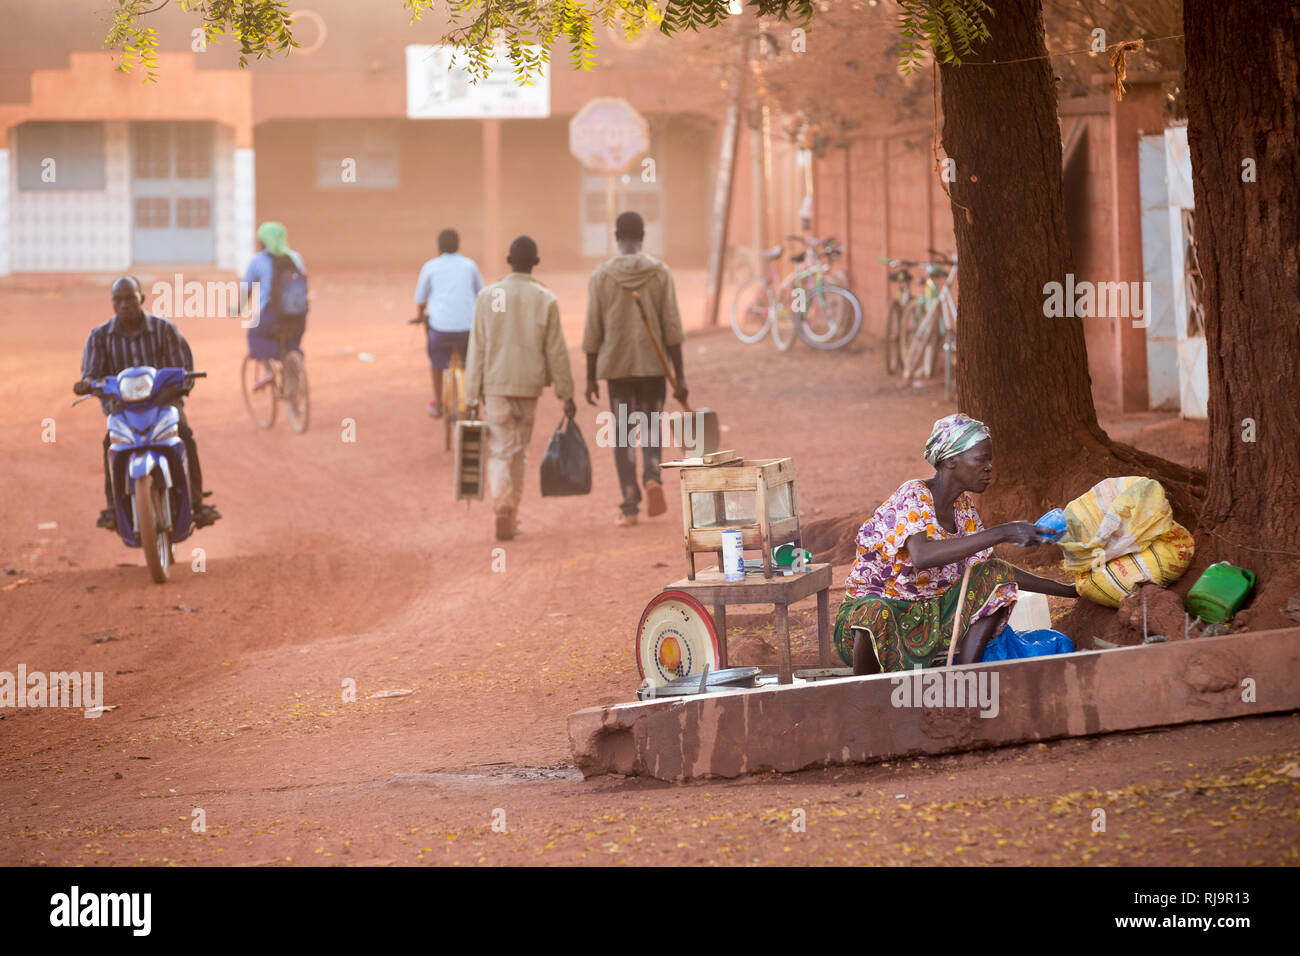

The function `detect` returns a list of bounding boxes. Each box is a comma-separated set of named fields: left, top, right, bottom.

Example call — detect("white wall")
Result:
left=233, top=147, right=256, bottom=275
left=6, top=120, right=245, bottom=272
left=0, top=150, right=9, bottom=275
left=8, top=121, right=133, bottom=271
left=1139, top=124, right=1206, bottom=420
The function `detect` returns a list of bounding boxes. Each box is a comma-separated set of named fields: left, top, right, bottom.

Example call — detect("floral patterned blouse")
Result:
left=844, top=479, right=992, bottom=601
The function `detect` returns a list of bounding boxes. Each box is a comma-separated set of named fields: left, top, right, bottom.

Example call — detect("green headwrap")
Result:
left=257, top=221, right=293, bottom=258
left=924, top=413, right=991, bottom=466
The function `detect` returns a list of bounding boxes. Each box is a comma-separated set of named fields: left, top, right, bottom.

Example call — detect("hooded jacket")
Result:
left=582, top=252, right=684, bottom=380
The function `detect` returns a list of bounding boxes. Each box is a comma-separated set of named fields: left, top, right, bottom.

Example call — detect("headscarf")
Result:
left=924, top=413, right=991, bottom=467
left=257, top=221, right=293, bottom=258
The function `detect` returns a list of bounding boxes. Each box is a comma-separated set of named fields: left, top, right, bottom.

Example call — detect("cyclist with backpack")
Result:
left=243, top=221, right=309, bottom=365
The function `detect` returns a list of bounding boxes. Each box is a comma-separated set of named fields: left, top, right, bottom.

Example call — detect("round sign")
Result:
left=569, top=97, right=649, bottom=175
left=636, top=590, right=719, bottom=687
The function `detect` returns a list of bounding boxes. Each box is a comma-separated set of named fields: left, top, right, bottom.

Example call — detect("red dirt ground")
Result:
left=1, top=270, right=1295, bottom=866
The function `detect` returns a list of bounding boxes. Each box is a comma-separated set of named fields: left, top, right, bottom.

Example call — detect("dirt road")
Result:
left=1, top=270, right=1295, bottom=866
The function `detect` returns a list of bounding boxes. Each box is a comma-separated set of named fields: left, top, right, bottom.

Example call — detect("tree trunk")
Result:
left=1183, top=0, right=1300, bottom=578
left=935, top=0, right=1204, bottom=525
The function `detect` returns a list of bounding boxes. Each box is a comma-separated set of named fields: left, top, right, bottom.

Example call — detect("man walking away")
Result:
left=465, top=236, right=576, bottom=542
left=582, top=211, right=687, bottom=527
left=414, top=228, right=484, bottom=417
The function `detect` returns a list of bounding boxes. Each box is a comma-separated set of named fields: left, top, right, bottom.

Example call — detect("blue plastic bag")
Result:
left=981, top=625, right=1075, bottom=662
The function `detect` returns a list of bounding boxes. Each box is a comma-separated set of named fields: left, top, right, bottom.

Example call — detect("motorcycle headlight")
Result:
left=152, top=423, right=179, bottom=442
left=119, top=372, right=155, bottom=402
left=108, top=427, right=133, bottom=446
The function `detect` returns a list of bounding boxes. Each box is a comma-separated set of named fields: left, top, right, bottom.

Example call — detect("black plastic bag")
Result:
left=540, top=417, right=592, bottom=496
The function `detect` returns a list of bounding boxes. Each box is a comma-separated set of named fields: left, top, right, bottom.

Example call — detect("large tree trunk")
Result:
left=934, top=0, right=1204, bottom=525
left=1183, top=0, right=1300, bottom=579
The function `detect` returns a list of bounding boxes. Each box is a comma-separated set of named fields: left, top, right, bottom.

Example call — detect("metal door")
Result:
left=131, top=122, right=215, bottom=263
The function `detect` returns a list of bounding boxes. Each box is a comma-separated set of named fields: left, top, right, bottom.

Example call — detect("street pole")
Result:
left=703, top=19, right=751, bottom=327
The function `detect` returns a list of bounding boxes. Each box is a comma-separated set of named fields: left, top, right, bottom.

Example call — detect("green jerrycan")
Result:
left=1184, top=562, right=1256, bottom=625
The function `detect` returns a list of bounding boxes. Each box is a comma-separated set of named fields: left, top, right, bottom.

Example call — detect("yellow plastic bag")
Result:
left=1060, top=476, right=1195, bottom=607
left=1074, top=523, right=1196, bottom=607
left=1059, top=476, right=1175, bottom=573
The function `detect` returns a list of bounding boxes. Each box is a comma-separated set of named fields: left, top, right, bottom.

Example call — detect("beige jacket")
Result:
left=465, top=272, right=575, bottom=405
left=582, top=252, right=685, bottom=380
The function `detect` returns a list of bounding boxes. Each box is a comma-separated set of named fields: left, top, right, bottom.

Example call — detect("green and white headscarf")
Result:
left=257, top=221, right=294, bottom=258
left=924, top=413, right=991, bottom=466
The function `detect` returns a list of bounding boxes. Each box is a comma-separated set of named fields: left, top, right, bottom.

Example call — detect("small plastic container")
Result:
left=773, top=542, right=812, bottom=566
left=1034, top=507, right=1068, bottom=542
left=721, top=529, right=745, bottom=582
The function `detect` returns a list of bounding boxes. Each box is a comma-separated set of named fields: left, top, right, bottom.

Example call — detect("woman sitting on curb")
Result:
left=835, top=413, right=1077, bottom=675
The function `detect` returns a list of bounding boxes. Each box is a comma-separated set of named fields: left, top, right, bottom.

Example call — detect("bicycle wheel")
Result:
left=789, top=279, right=837, bottom=344
left=730, top=276, right=773, bottom=343
left=885, top=301, right=904, bottom=374
left=283, top=350, right=310, bottom=433
left=943, top=329, right=956, bottom=399
left=796, top=285, right=862, bottom=350
left=771, top=302, right=797, bottom=351
left=442, top=357, right=464, bottom=452
left=241, top=355, right=277, bottom=429
left=902, top=303, right=939, bottom=380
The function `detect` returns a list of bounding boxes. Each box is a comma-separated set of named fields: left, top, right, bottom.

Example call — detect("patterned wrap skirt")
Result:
left=833, top=559, right=1017, bottom=671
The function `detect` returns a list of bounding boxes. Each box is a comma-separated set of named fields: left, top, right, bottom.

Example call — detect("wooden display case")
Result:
left=667, top=457, right=800, bottom=579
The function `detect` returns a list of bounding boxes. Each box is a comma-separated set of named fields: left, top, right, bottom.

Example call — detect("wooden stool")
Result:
left=664, top=563, right=835, bottom=684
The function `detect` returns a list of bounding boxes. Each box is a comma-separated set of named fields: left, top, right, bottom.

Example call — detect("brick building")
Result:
left=0, top=0, right=725, bottom=276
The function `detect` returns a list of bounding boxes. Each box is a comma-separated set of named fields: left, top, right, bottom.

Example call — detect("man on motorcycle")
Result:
left=78, top=276, right=221, bottom=531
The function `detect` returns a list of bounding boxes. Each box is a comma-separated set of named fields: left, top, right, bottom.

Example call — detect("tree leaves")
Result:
left=896, top=0, right=993, bottom=75
left=100, top=0, right=990, bottom=84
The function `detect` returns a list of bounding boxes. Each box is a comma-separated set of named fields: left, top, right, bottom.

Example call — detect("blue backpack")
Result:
left=270, top=253, right=309, bottom=333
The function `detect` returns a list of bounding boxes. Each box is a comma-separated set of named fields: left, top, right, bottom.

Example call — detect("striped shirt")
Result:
left=81, top=312, right=194, bottom=410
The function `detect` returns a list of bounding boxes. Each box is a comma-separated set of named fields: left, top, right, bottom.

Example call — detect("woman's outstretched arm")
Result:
left=1012, top=565, right=1078, bottom=597
left=905, top=521, right=1041, bottom=571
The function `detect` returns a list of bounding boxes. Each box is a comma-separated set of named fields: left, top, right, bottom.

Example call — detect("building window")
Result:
left=175, top=124, right=213, bottom=179
left=135, top=198, right=171, bottom=229
left=133, top=123, right=172, bottom=179
left=315, top=121, right=399, bottom=190
left=17, top=122, right=107, bottom=190
left=176, top=198, right=212, bottom=228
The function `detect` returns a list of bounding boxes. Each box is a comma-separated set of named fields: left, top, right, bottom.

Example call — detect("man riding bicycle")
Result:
left=414, top=228, right=484, bottom=418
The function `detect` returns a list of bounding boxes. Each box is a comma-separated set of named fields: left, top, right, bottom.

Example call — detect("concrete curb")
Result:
left=568, top=627, right=1300, bottom=782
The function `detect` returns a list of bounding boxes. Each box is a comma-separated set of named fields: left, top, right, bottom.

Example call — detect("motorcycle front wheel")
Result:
left=134, top=475, right=171, bottom=584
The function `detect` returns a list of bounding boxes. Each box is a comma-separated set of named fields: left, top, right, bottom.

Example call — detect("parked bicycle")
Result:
left=241, top=331, right=310, bottom=432
left=730, top=236, right=862, bottom=350
left=901, top=251, right=959, bottom=398
left=880, top=256, right=923, bottom=375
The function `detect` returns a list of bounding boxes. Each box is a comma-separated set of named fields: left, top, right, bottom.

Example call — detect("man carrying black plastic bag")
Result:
left=466, top=236, right=576, bottom=542
left=540, top=418, right=592, bottom=497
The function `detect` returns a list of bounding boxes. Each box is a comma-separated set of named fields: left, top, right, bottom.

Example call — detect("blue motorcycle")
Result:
left=72, top=366, right=206, bottom=584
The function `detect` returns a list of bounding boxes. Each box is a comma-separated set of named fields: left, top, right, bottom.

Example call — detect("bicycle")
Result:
left=880, top=256, right=924, bottom=375
left=901, top=251, right=959, bottom=398
left=441, top=346, right=467, bottom=451
left=781, top=236, right=861, bottom=349
left=409, top=314, right=468, bottom=450
left=730, top=237, right=862, bottom=350
left=241, top=330, right=310, bottom=433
